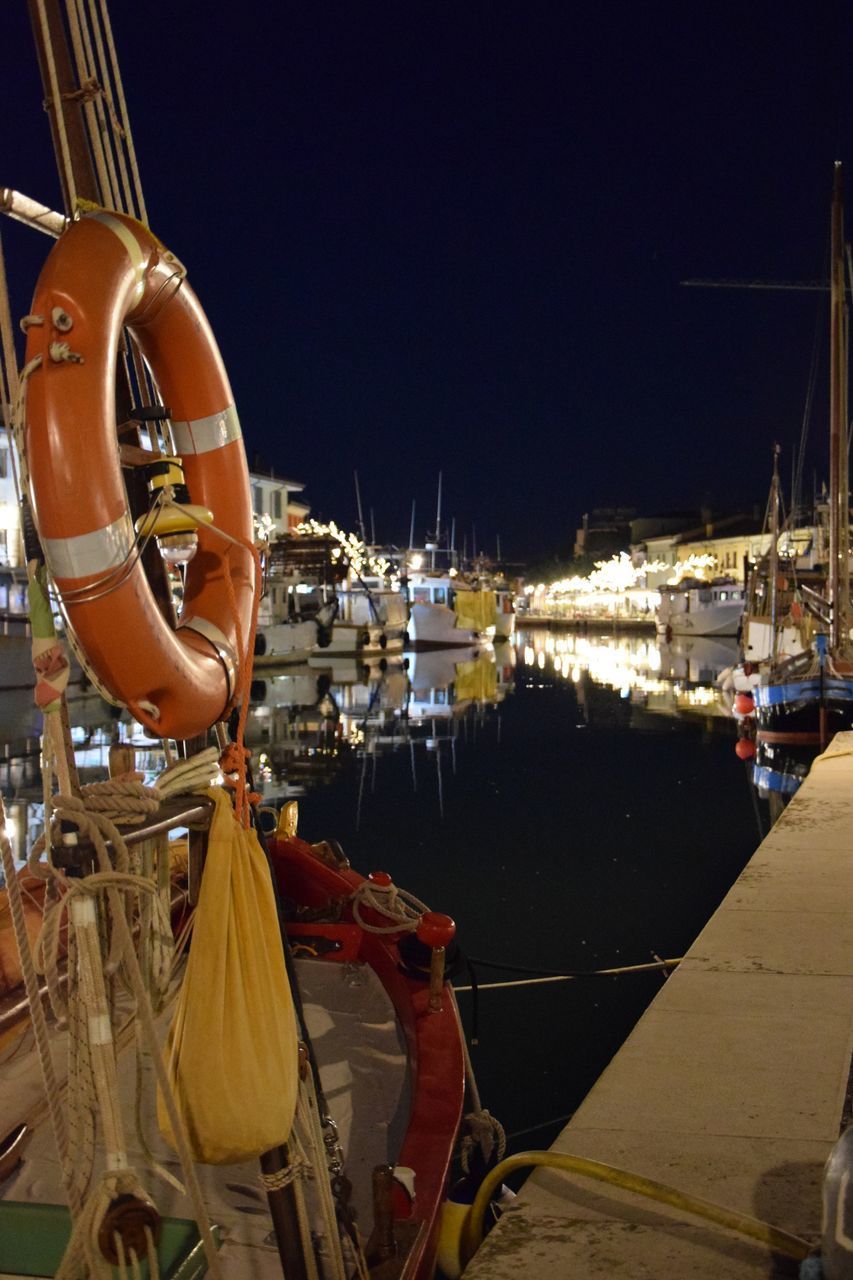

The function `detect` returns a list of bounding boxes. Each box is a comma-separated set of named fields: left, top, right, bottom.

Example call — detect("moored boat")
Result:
left=406, top=570, right=496, bottom=649
left=655, top=576, right=745, bottom=637
left=753, top=164, right=853, bottom=749
left=0, top=4, right=481, bottom=1276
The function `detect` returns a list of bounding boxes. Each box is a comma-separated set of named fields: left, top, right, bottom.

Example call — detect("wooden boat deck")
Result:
left=464, top=732, right=853, bottom=1277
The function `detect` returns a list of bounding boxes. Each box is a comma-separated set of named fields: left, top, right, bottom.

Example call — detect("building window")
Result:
left=0, top=447, right=8, bottom=479
left=272, top=491, right=282, bottom=520
left=252, top=485, right=263, bottom=516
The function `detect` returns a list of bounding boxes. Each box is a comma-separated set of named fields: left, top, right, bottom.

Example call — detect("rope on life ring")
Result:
left=23, top=211, right=255, bottom=740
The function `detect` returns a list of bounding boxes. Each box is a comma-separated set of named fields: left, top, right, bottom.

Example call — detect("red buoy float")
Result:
left=733, top=691, right=755, bottom=716
left=735, top=738, right=756, bottom=760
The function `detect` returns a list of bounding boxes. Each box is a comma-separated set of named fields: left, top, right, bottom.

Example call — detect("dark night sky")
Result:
left=4, top=3, right=852, bottom=562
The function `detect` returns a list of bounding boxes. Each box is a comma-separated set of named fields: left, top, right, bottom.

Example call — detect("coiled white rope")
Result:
left=349, top=878, right=430, bottom=935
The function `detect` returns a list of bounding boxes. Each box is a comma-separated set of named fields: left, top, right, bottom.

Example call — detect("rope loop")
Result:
left=460, top=1109, right=507, bottom=1175
left=349, top=879, right=430, bottom=935
left=260, top=1155, right=313, bottom=1191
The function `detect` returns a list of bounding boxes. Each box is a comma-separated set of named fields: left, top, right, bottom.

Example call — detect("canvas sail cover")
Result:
left=158, top=787, right=298, bottom=1164
left=453, top=589, right=497, bottom=631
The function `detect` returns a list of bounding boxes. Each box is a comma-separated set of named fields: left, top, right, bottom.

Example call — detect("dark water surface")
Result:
left=0, top=626, right=771, bottom=1157
left=291, top=628, right=768, bottom=1153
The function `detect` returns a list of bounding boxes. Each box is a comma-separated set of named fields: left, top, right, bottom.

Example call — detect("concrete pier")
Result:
left=464, top=733, right=853, bottom=1277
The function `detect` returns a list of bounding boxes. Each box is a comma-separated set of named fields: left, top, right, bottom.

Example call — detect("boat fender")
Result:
left=436, top=1173, right=515, bottom=1279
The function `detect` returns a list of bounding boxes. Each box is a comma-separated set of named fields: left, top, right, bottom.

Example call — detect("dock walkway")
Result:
left=464, top=733, right=853, bottom=1277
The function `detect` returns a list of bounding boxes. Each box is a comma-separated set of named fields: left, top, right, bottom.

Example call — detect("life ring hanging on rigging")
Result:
left=23, top=210, right=255, bottom=740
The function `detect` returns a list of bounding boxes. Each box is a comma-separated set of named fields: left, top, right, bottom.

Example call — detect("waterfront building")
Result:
left=637, top=512, right=825, bottom=589
left=249, top=467, right=310, bottom=538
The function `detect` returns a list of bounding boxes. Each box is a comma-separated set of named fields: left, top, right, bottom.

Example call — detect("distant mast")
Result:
left=829, top=161, right=849, bottom=650
left=768, top=443, right=781, bottom=662
left=431, top=471, right=443, bottom=570
left=354, top=470, right=367, bottom=543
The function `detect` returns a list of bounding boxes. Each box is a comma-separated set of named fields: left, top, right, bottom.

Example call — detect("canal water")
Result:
left=0, top=627, right=781, bottom=1158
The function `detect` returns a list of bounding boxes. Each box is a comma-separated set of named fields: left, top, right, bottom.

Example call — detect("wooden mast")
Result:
left=828, top=161, right=849, bottom=652
left=27, top=0, right=99, bottom=215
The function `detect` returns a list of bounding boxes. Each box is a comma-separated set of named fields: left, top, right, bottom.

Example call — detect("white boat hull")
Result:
left=254, top=619, right=318, bottom=666
left=407, top=602, right=478, bottom=649
left=742, top=617, right=808, bottom=664
left=655, top=601, right=744, bottom=637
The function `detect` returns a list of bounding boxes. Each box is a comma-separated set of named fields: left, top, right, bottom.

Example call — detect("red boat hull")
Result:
left=267, top=834, right=466, bottom=1278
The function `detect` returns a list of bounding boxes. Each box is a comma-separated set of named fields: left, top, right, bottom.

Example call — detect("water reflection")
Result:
left=0, top=642, right=517, bottom=864
left=514, top=627, right=826, bottom=826
left=516, top=628, right=736, bottom=723
left=2, top=625, right=813, bottom=872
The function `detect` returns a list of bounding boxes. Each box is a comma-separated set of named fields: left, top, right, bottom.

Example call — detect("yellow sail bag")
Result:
left=453, top=589, right=497, bottom=631
left=158, top=787, right=299, bottom=1164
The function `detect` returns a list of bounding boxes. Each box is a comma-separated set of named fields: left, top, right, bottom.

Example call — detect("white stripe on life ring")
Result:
left=42, top=511, right=134, bottom=581
left=87, top=212, right=146, bottom=307
left=171, top=405, right=242, bottom=455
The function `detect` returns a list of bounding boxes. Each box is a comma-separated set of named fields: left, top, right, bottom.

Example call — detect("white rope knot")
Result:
left=78, top=779, right=160, bottom=824
left=156, top=747, right=221, bottom=797
left=260, top=1156, right=313, bottom=1191
left=460, top=1110, right=507, bottom=1175
left=48, top=340, right=84, bottom=364
left=349, top=879, right=430, bottom=935
left=20, top=313, right=44, bottom=331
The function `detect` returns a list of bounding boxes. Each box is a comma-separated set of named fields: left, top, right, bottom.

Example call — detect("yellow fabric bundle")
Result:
left=158, top=787, right=299, bottom=1164
left=453, top=588, right=497, bottom=631
left=455, top=656, right=498, bottom=703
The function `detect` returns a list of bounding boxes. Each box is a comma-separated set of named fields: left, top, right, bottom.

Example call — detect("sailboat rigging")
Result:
left=753, top=162, right=853, bottom=748
left=0, top=5, right=484, bottom=1278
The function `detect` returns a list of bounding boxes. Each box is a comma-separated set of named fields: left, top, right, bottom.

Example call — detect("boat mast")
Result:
left=432, top=470, right=443, bottom=570
left=27, top=0, right=99, bottom=215
left=829, top=161, right=849, bottom=651
left=769, top=443, right=781, bottom=661
left=354, top=470, right=367, bottom=542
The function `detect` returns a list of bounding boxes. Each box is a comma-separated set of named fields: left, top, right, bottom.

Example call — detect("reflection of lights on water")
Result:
left=682, top=687, right=717, bottom=707
left=516, top=631, right=724, bottom=707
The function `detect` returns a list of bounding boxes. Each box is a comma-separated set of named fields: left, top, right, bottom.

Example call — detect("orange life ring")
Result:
left=24, top=211, right=254, bottom=740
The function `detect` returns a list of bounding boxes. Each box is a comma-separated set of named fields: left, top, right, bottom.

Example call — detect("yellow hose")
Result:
left=460, top=1150, right=814, bottom=1265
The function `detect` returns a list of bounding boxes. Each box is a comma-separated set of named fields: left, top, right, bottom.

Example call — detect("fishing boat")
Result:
left=406, top=569, right=497, bottom=649
left=0, top=5, right=485, bottom=1277
left=256, top=531, right=406, bottom=668
left=752, top=164, right=853, bottom=749
left=717, top=446, right=813, bottom=722
left=491, top=582, right=516, bottom=640
left=654, top=576, right=746, bottom=637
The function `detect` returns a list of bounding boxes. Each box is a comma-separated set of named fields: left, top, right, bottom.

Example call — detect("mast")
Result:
left=431, top=471, right=442, bottom=571
left=28, top=0, right=99, bottom=215
left=829, top=161, right=849, bottom=651
left=768, top=443, right=781, bottom=662
left=354, top=470, right=366, bottom=542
